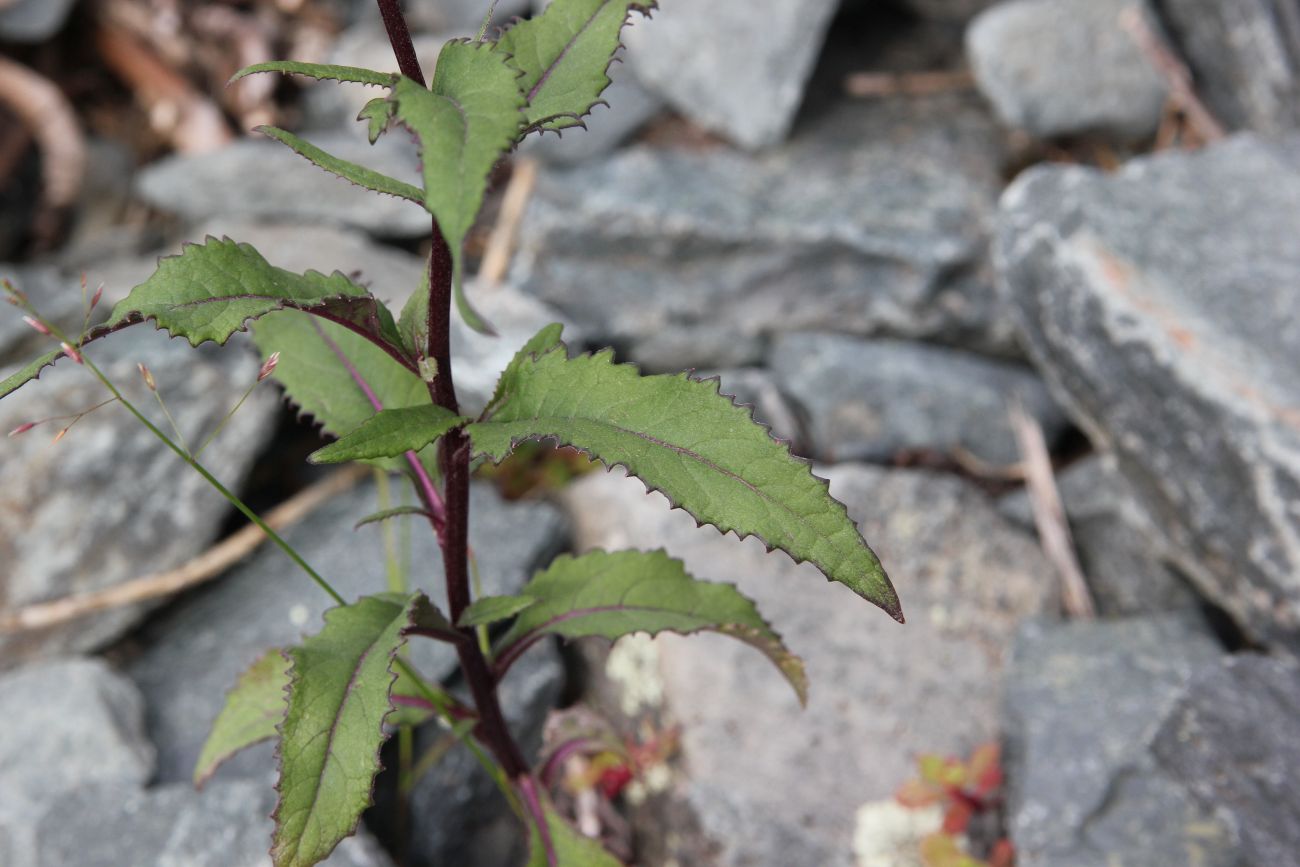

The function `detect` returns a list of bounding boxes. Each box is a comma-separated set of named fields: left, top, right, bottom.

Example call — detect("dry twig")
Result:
left=478, top=157, right=539, bottom=288
left=1120, top=6, right=1226, bottom=144
left=0, top=55, right=87, bottom=245
left=0, top=466, right=367, bottom=634
left=844, top=69, right=974, bottom=99
left=1008, top=401, right=1096, bottom=619
left=96, top=18, right=233, bottom=153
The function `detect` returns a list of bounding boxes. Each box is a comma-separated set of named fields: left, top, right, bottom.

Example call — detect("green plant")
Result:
left=2, top=1, right=903, bottom=863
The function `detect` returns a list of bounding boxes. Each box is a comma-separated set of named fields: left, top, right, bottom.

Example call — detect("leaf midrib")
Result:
left=526, top=0, right=614, bottom=102
left=289, top=639, right=381, bottom=859
left=482, top=414, right=806, bottom=543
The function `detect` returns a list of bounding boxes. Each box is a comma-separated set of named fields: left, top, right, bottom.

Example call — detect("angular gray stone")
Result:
left=80, top=220, right=579, bottom=416
left=1153, top=0, right=1300, bottom=135
left=622, top=0, right=839, bottom=150
left=999, top=454, right=1202, bottom=616
left=0, top=0, right=75, bottom=42
left=135, top=132, right=430, bottom=238
left=768, top=333, right=1068, bottom=465
left=0, top=659, right=154, bottom=867
left=560, top=464, right=1055, bottom=866
left=1153, top=654, right=1300, bottom=866
left=0, top=330, right=278, bottom=666
left=513, top=94, right=1013, bottom=370
left=1003, top=616, right=1237, bottom=867
left=967, top=0, right=1168, bottom=140
left=388, top=642, right=566, bottom=866
left=997, top=134, right=1300, bottom=648
left=129, top=479, right=565, bottom=784
left=34, top=780, right=392, bottom=867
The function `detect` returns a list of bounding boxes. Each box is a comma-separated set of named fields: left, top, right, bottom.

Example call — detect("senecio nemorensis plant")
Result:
left=1, top=1, right=903, bottom=864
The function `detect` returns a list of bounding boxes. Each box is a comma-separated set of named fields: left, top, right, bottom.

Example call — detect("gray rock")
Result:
left=560, top=464, right=1055, bottom=865
left=408, top=0, right=529, bottom=33
left=521, top=61, right=664, bottom=165
left=967, top=0, right=1168, bottom=140
left=1153, top=0, right=1300, bottom=135
left=80, top=221, right=578, bottom=416
left=0, top=0, right=75, bottom=42
left=621, top=0, right=840, bottom=150
left=513, top=94, right=1014, bottom=369
left=33, top=780, right=392, bottom=867
left=129, top=479, right=564, bottom=784
left=999, top=454, right=1202, bottom=616
left=135, top=132, right=430, bottom=238
left=0, top=659, right=154, bottom=867
left=1003, top=616, right=1237, bottom=867
left=1153, top=654, right=1300, bottom=866
left=768, top=333, right=1068, bottom=465
left=997, top=134, right=1300, bottom=648
left=394, top=642, right=566, bottom=866
left=0, top=331, right=278, bottom=666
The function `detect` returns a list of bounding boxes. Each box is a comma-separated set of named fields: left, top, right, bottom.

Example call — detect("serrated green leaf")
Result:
left=497, top=0, right=655, bottom=132
left=107, top=237, right=408, bottom=353
left=494, top=550, right=807, bottom=703
left=230, top=61, right=395, bottom=87
left=0, top=347, right=68, bottom=400
left=358, top=98, right=396, bottom=144
left=354, top=506, right=433, bottom=530
left=484, top=322, right=566, bottom=415
left=257, top=125, right=424, bottom=204
left=459, top=594, right=538, bottom=628
left=388, top=41, right=524, bottom=335
left=309, top=404, right=466, bottom=465
left=272, top=593, right=420, bottom=867
left=466, top=346, right=902, bottom=621
left=194, top=649, right=291, bottom=787
left=252, top=313, right=434, bottom=473
left=524, top=785, right=623, bottom=866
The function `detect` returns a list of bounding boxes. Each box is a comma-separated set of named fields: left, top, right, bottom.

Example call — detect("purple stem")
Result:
left=311, top=321, right=447, bottom=533
left=517, top=775, right=556, bottom=864
left=539, top=738, right=598, bottom=789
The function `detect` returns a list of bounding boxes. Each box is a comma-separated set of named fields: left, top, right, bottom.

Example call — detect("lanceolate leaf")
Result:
left=459, top=594, right=538, bottom=628
left=497, top=0, right=655, bottom=132
left=230, top=60, right=395, bottom=88
left=194, top=649, right=291, bottom=788
left=467, top=340, right=902, bottom=621
left=1, top=346, right=72, bottom=400
left=524, top=784, right=623, bottom=867
left=354, top=506, right=434, bottom=530
left=358, top=98, right=395, bottom=144
left=257, top=125, right=424, bottom=204
left=484, top=321, right=565, bottom=414
left=107, top=237, right=410, bottom=357
left=388, top=41, right=524, bottom=334
left=252, top=314, right=434, bottom=473
left=273, top=593, right=421, bottom=867
left=493, top=550, right=807, bottom=703
left=309, top=404, right=467, bottom=465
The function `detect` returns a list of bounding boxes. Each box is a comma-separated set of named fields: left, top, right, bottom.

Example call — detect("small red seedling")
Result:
left=896, top=742, right=1014, bottom=867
